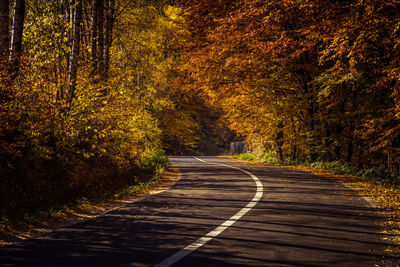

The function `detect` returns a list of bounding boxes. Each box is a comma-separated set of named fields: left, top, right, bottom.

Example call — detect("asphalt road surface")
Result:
left=1, top=156, right=398, bottom=266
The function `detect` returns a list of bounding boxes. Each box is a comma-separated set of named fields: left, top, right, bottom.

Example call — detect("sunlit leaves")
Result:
left=179, top=0, right=400, bottom=166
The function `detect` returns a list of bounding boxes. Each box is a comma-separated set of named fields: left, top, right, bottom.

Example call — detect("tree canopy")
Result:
left=1, top=0, right=400, bottom=219
left=177, top=0, right=400, bottom=168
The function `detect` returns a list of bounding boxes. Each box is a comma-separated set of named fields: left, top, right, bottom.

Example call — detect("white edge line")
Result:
left=154, top=157, right=264, bottom=267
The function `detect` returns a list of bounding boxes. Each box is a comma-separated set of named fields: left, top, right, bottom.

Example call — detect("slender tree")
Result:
left=9, top=0, right=25, bottom=77
left=103, top=0, right=114, bottom=80
left=96, top=0, right=104, bottom=76
left=66, top=0, right=82, bottom=106
left=90, top=0, right=98, bottom=72
left=0, top=0, right=9, bottom=67
left=90, top=0, right=105, bottom=76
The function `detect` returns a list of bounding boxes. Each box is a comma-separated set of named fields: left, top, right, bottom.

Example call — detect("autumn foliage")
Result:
left=177, top=0, right=400, bottom=173
left=1, top=0, right=400, bottom=220
left=0, top=0, right=201, bottom=220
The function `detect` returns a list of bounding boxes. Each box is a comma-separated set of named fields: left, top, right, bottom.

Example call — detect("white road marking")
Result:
left=154, top=157, right=264, bottom=267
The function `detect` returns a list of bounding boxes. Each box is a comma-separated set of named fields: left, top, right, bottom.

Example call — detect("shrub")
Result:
left=311, top=161, right=396, bottom=186
left=239, top=153, right=397, bottom=188
left=238, top=151, right=282, bottom=164
left=136, top=149, right=169, bottom=175
left=238, top=153, right=256, bottom=161
left=359, top=166, right=394, bottom=183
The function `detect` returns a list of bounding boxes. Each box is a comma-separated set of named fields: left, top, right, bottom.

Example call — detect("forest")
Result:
left=0, top=0, right=400, bottom=221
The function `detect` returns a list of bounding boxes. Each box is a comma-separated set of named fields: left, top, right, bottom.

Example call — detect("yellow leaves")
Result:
left=164, top=5, right=182, bottom=21
left=82, top=152, right=93, bottom=159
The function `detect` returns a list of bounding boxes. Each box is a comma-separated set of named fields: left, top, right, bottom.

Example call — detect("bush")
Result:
left=238, top=151, right=282, bottom=164
left=0, top=76, right=168, bottom=221
left=358, top=166, right=394, bottom=183
left=258, top=150, right=282, bottom=164
left=136, top=149, right=169, bottom=175
left=310, top=161, right=396, bottom=186
left=238, top=153, right=256, bottom=161
left=239, top=153, right=397, bottom=187
left=310, top=161, right=327, bottom=168
left=286, top=158, right=305, bottom=165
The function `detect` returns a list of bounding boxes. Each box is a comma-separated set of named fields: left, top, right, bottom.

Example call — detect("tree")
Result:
left=177, top=0, right=400, bottom=168
left=90, top=0, right=105, bottom=77
left=0, top=0, right=187, bottom=218
left=9, top=0, right=25, bottom=77
left=0, top=0, right=9, bottom=67
left=90, top=0, right=98, bottom=73
left=66, top=0, right=82, bottom=106
left=103, top=0, right=115, bottom=80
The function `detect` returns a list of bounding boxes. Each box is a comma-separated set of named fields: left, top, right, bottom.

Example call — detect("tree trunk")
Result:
left=90, top=0, right=98, bottom=73
left=275, top=121, right=284, bottom=162
left=91, top=0, right=105, bottom=76
left=9, top=0, right=25, bottom=78
left=96, top=0, right=104, bottom=76
left=346, top=121, right=354, bottom=163
left=103, top=0, right=114, bottom=80
left=291, top=145, right=297, bottom=161
left=65, top=0, right=71, bottom=75
left=66, top=0, right=82, bottom=107
left=0, top=0, right=9, bottom=67
left=82, top=3, right=91, bottom=62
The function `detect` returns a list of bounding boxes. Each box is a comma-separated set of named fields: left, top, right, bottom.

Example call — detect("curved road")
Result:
left=0, top=156, right=397, bottom=266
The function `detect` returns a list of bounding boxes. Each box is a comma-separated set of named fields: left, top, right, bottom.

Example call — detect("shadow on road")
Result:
left=0, top=156, right=398, bottom=266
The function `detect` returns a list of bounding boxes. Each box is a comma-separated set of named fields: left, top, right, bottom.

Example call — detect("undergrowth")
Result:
left=0, top=149, right=169, bottom=232
left=238, top=152, right=398, bottom=188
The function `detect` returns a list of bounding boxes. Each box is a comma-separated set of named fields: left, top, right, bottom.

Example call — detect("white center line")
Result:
left=154, top=157, right=264, bottom=267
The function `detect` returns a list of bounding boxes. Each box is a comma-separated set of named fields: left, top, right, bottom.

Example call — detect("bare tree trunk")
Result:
left=103, top=0, right=114, bottom=80
left=275, top=121, right=284, bottom=162
left=66, top=0, right=82, bottom=107
left=346, top=121, right=354, bottom=163
left=90, top=0, right=98, bottom=73
left=9, top=0, right=25, bottom=78
left=82, top=3, right=91, bottom=62
left=0, top=0, right=9, bottom=67
left=64, top=0, right=71, bottom=75
left=96, top=0, right=104, bottom=76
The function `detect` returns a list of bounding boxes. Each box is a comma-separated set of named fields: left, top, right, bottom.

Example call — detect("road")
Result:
left=0, top=156, right=397, bottom=266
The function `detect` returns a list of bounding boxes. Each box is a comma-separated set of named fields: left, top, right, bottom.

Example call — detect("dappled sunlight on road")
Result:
left=0, top=157, right=398, bottom=266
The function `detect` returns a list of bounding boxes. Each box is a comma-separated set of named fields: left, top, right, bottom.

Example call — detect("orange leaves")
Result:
left=177, top=0, right=400, bottom=165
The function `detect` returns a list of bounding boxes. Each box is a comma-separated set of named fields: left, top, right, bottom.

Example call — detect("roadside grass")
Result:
left=0, top=166, right=180, bottom=244
left=235, top=153, right=400, bottom=255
